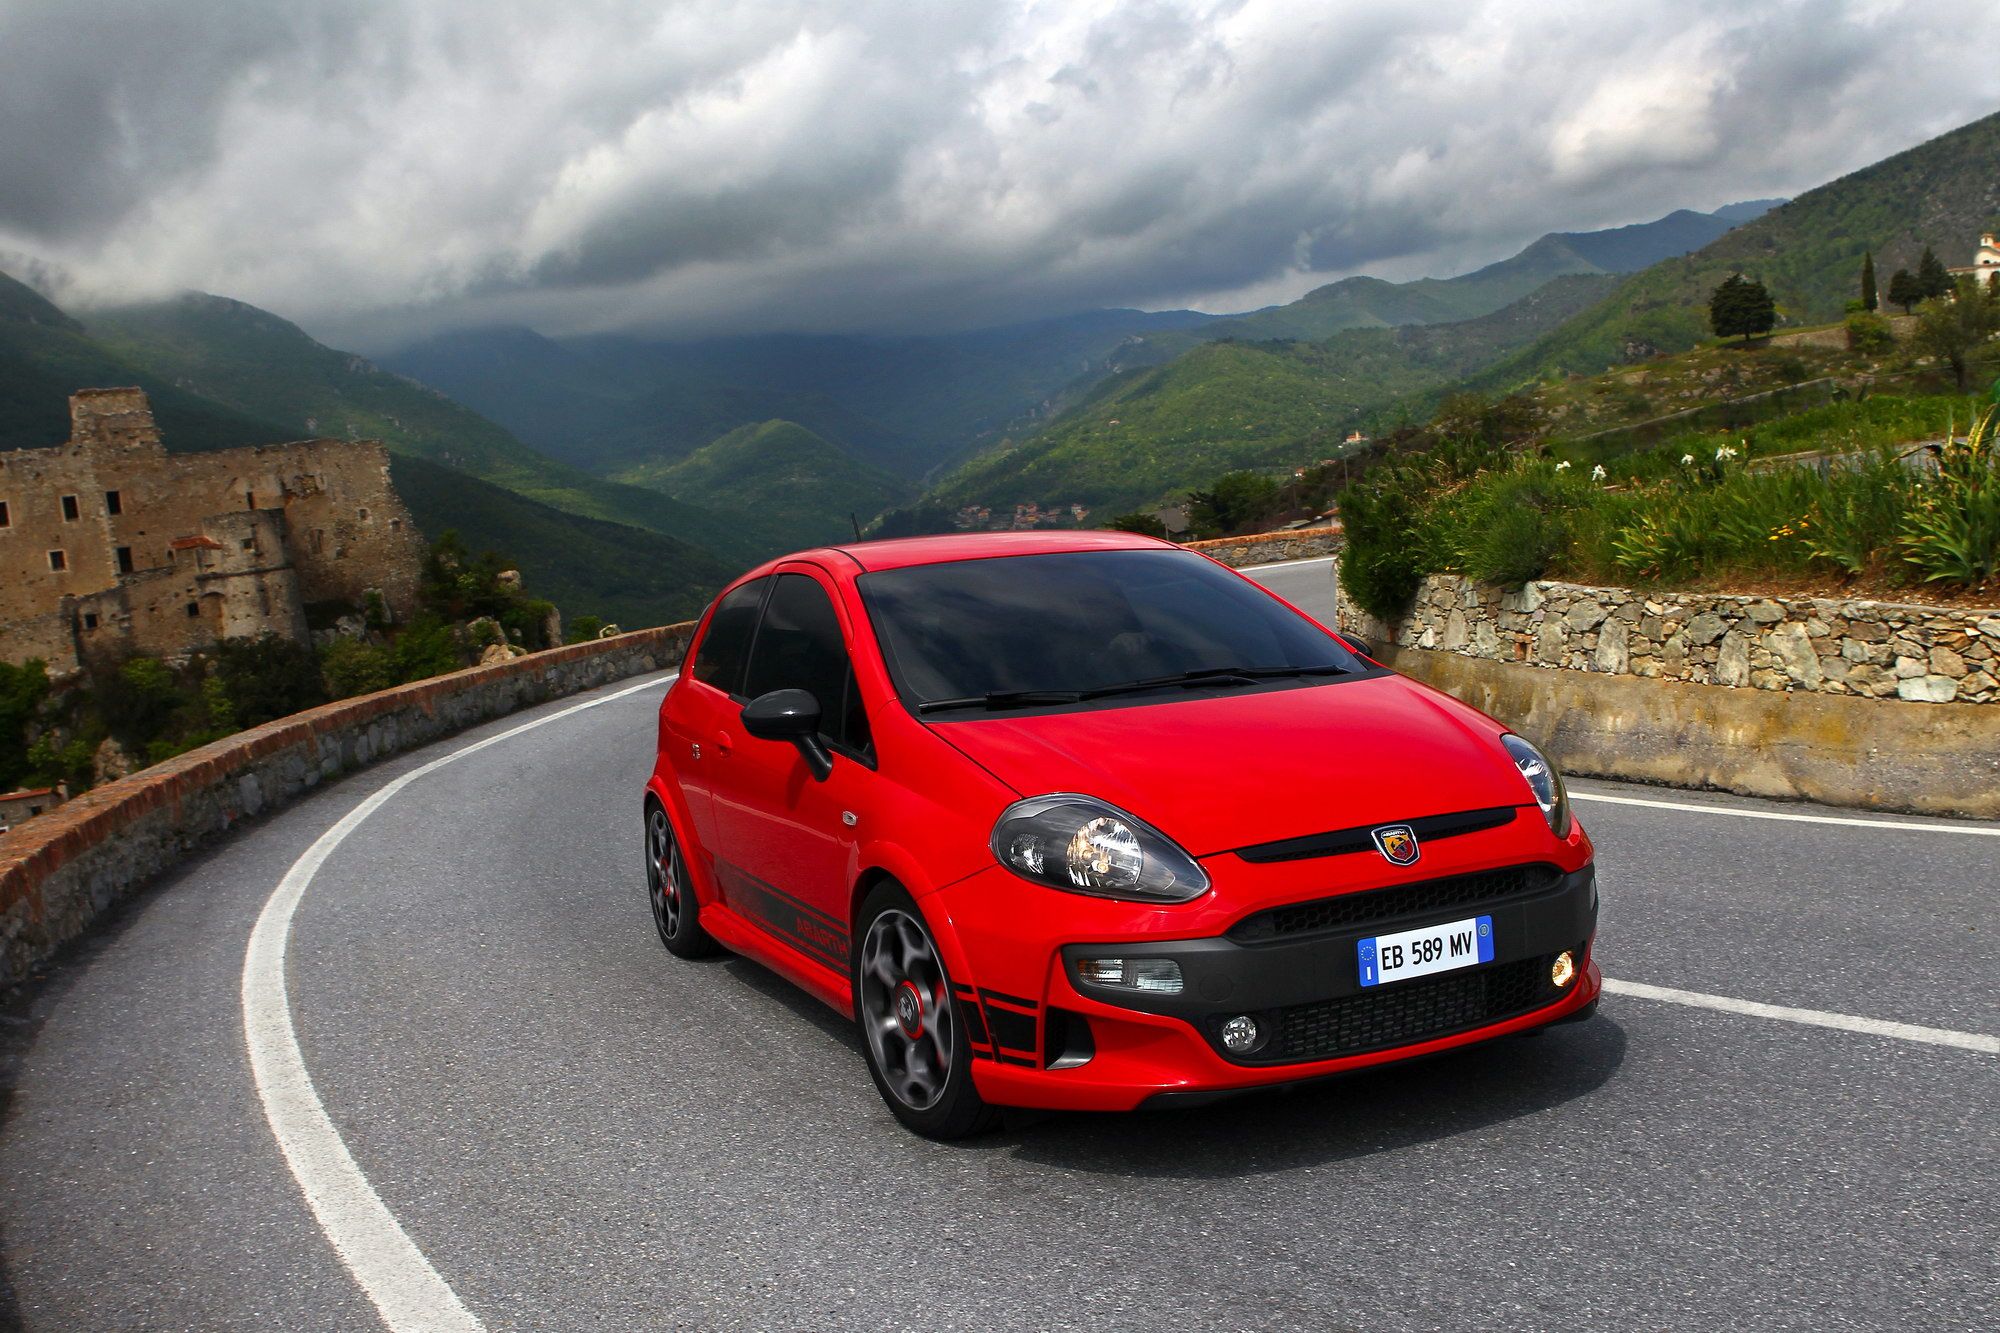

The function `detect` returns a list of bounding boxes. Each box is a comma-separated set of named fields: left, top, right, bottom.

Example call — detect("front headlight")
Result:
left=1502, top=734, right=1572, bottom=838
left=990, top=794, right=1209, bottom=903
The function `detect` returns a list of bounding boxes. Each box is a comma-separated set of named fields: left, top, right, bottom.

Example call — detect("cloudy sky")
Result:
left=2, top=0, right=1996, bottom=348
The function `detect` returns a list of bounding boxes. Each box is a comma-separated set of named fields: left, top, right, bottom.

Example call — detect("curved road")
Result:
left=3, top=558, right=1995, bottom=1331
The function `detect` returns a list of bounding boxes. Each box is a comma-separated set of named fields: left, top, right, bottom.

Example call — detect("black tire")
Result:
left=852, top=881, right=998, bottom=1140
left=645, top=800, right=717, bottom=959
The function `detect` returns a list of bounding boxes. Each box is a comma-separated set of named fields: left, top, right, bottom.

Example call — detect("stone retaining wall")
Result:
left=1184, top=525, right=1343, bottom=567
left=0, top=623, right=694, bottom=990
left=1342, top=574, right=1999, bottom=705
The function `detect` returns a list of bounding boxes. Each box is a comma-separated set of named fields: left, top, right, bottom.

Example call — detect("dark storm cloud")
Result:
left=1, top=0, right=1995, bottom=343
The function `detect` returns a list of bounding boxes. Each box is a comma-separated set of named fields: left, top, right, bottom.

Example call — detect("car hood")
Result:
left=925, top=674, right=1531, bottom=857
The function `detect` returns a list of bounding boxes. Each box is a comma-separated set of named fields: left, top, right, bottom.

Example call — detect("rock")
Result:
left=1960, top=670, right=1997, bottom=698
left=1594, top=617, right=1630, bottom=673
left=1716, top=631, right=1752, bottom=686
left=1750, top=668, right=1788, bottom=690
left=1746, top=600, right=1786, bottom=624
left=1685, top=612, right=1728, bottom=646
left=1441, top=609, right=1469, bottom=651
left=1897, top=675, right=1959, bottom=703
left=1767, top=622, right=1822, bottom=688
left=1844, top=663, right=1897, bottom=696
left=1892, top=655, right=1925, bottom=679
left=1535, top=622, right=1565, bottom=664
left=1662, top=633, right=1688, bottom=673
left=1613, top=602, right=1643, bottom=622
left=1929, top=646, right=1967, bottom=678
left=93, top=736, right=137, bottom=782
left=1471, top=620, right=1500, bottom=657
left=1844, top=620, right=1889, bottom=643
left=1805, top=618, right=1830, bottom=637
left=1565, top=600, right=1608, bottom=632
left=1976, top=617, right=2000, bottom=638
left=1840, top=639, right=1883, bottom=664
left=497, top=569, right=523, bottom=590
left=478, top=642, right=525, bottom=666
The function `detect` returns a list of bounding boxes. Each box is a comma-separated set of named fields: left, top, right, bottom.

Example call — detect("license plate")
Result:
left=1358, top=915, right=1494, bottom=987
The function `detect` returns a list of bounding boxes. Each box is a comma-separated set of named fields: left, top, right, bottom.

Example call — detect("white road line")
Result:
left=1242, top=553, right=1337, bottom=571
left=242, top=672, right=672, bottom=1333
left=1573, top=790, right=2000, bottom=837
left=1603, top=978, right=1999, bottom=1054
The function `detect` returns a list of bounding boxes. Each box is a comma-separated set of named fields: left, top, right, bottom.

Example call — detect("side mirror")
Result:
left=740, top=689, right=834, bottom=781
left=1342, top=636, right=1376, bottom=661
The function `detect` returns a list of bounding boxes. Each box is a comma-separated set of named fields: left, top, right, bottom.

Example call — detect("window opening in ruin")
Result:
left=245, top=491, right=255, bottom=508
left=185, top=601, right=200, bottom=618
left=0, top=500, right=10, bottom=527
left=116, top=546, right=134, bottom=574
left=389, top=519, right=401, bottom=531
left=105, top=490, right=122, bottom=515
left=358, top=507, right=370, bottom=521
left=241, top=537, right=256, bottom=552
left=309, top=529, right=323, bottom=553
left=83, top=613, right=99, bottom=630
left=49, top=550, right=67, bottom=571
left=61, top=495, right=79, bottom=521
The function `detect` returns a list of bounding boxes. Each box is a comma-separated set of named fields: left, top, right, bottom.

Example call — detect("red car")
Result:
left=643, top=531, right=1599, bottom=1137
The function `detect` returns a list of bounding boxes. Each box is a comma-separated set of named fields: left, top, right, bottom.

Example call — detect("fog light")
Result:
left=1551, top=950, right=1577, bottom=989
left=1220, top=1014, right=1260, bottom=1053
left=1074, top=957, right=1184, bottom=994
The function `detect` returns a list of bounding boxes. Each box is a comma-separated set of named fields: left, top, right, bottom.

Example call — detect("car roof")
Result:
left=768, top=529, right=1179, bottom=575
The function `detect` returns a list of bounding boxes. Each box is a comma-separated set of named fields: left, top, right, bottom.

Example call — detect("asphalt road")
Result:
left=2, top=556, right=1995, bottom=1332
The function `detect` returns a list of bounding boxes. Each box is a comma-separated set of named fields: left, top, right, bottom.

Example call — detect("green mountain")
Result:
left=1122, top=205, right=1773, bottom=364
left=619, top=419, right=912, bottom=547
left=384, top=308, right=1223, bottom=484
left=1476, top=112, right=2000, bottom=387
left=0, top=271, right=288, bottom=453
left=386, top=454, right=734, bottom=627
left=84, top=294, right=783, bottom=565
left=0, top=274, right=740, bottom=628
left=925, top=273, right=1618, bottom=516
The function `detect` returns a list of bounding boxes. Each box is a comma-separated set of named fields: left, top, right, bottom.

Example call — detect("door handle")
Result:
left=712, top=730, right=734, bottom=757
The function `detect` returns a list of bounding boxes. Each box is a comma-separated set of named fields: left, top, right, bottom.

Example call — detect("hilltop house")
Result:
left=1, top=388, right=425, bottom=677
left=1947, top=232, right=2000, bottom=288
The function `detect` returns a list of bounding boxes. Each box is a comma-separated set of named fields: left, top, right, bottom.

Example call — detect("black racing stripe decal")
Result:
left=979, top=987, right=1040, bottom=1012
left=985, top=1005, right=1039, bottom=1055
left=716, top=862, right=850, bottom=971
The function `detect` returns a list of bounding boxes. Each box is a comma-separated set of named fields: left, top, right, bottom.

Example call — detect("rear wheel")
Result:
left=646, top=800, right=716, bottom=958
left=853, top=881, right=997, bottom=1139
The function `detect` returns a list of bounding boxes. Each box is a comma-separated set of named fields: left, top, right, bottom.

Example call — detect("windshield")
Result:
left=858, top=549, right=1365, bottom=712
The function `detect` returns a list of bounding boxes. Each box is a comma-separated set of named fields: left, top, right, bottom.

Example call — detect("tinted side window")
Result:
left=691, top=578, right=766, bottom=695
left=744, top=573, right=869, bottom=754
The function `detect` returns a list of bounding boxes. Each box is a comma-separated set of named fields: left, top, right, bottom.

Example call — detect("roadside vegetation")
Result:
left=2, top=534, right=561, bottom=800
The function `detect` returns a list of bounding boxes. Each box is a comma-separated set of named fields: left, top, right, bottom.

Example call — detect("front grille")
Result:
left=1229, top=864, right=1561, bottom=942
left=1261, top=953, right=1559, bottom=1064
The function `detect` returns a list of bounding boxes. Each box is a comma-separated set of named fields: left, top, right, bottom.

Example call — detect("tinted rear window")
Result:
left=690, top=578, right=765, bottom=695
left=859, top=549, right=1358, bottom=707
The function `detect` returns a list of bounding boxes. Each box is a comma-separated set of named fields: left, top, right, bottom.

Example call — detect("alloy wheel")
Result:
left=646, top=805, right=685, bottom=945
left=858, top=909, right=956, bottom=1111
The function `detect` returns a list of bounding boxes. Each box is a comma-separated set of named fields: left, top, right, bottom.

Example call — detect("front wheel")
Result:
left=853, top=882, right=997, bottom=1139
left=646, top=800, right=716, bottom=959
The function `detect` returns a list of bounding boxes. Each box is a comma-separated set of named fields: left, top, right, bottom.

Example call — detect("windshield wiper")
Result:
left=1077, top=663, right=1352, bottom=699
left=915, top=664, right=1352, bottom=714
left=915, top=688, right=1084, bottom=714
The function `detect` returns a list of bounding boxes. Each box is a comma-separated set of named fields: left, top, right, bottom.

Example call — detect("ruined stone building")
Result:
left=1, top=388, right=425, bottom=676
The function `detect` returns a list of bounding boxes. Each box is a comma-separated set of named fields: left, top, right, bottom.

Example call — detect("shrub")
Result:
left=213, top=634, right=328, bottom=728
left=1899, top=406, right=2000, bottom=586
left=0, top=659, right=53, bottom=791
left=1105, top=512, right=1169, bottom=538
left=1335, top=469, right=1432, bottom=620
left=320, top=637, right=398, bottom=698
left=97, top=657, right=185, bottom=750
left=1845, top=311, right=1895, bottom=355
left=1453, top=465, right=1596, bottom=586
left=564, top=615, right=607, bottom=645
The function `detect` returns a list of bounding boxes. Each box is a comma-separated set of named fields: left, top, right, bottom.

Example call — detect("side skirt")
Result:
left=700, top=902, right=856, bottom=1020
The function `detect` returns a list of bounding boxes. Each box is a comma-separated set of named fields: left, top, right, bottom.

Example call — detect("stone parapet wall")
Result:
left=1341, top=573, right=1999, bottom=706
left=0, top=622, right=694, bottom=990
left=1184, top=525, right=1343, bottom=568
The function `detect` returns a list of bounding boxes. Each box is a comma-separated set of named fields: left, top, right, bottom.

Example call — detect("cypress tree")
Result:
left=1860, top=250, right=1877, bottom=311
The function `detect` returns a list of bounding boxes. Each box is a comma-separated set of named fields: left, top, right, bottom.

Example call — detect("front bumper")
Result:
left=927, top=835, right=1600, bottom=1113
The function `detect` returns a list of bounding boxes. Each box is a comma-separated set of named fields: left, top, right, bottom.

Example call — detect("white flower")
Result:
left=1681, top=453, right=1695, bottom=466
left=1554, top=460, right=1571, bottom=471
left=1591, top=464, right=1607, bottom=481
left=1715, top=445, right=1738, bottom=461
